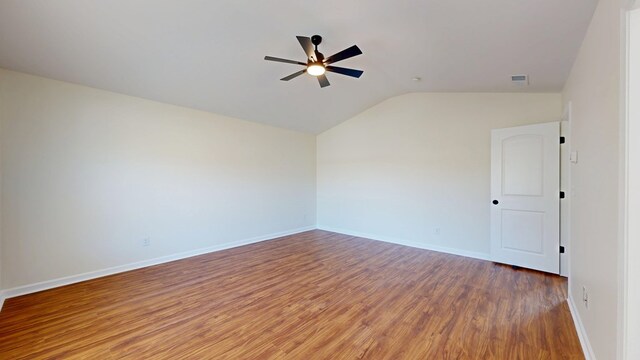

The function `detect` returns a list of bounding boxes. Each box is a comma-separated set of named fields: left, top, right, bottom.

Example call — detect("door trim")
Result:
left=560, top=104, right=572, bottom=277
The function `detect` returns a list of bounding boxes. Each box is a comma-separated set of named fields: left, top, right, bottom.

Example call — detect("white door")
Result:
left=490, top=122, right=560, bottom=274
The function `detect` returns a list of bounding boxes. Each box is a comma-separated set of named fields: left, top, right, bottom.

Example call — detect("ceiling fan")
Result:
left=264, top=35, right=363, bottom=88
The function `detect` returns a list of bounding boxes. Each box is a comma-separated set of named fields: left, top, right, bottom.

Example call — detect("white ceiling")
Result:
left=0, top=0, right=597, bottom=133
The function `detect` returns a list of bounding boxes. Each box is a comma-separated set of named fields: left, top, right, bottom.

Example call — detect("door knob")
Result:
left=492, top=200, right=499, bottom=205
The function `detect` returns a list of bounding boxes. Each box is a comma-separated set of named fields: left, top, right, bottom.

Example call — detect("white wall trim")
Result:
left=0, top=226, right=315, bottom=310
left=317, top=226, right=490, bottom=261
left=568, top=294, right=596, bottom=360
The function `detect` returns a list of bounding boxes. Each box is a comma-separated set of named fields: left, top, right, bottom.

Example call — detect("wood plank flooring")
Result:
left=0, top=230, right=583, bottom=359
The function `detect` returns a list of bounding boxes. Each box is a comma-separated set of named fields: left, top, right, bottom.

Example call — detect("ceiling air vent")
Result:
left=511, top=74, right=529, bottom=86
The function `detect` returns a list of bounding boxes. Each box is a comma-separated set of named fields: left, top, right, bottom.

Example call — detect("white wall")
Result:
left=317, top=93, right=561, bottom=258
left=0, top=69, right=316, bottom=290
left=561, top=0, right=626, bottom=358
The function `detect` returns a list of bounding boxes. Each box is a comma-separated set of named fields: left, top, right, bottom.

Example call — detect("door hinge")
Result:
left=560, top=136, right=566, bottom=144
left=560, top=246, right=565, bottom=254
left=560, top=191, right=565, bottom=199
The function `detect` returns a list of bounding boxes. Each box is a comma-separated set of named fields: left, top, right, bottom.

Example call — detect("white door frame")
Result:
left=620, top=5, right=640, bottom=360
left=560, top=104, right=572, bottom=277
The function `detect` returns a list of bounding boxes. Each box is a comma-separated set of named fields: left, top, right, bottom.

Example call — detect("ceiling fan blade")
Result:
left=264, top=56, right=306, bottom=66
left=326, top=66, right=364, bottom=78
left=280, top=69, right=307, bottom=81
left=296, top=36, right=315, bottom=61
left=317, top=74, right=330, bottom=88
left=324, top=45, right=362, bottom=65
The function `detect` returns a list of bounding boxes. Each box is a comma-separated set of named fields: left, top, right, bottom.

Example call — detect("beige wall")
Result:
left=317, top=92, right=561, bottom=257
left=561, top=0, right=625, bottom=358
left=0, top=69, right=316, bottom=289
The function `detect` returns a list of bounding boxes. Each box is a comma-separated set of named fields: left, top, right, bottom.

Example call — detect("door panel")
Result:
left=502, top=135, right=544, bottom=196
left=491, top=122, right=560, bottom=274
left=501, top=210, right=544, bottom=254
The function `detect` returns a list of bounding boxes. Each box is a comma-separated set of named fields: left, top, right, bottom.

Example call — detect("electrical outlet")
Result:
left=142, top=238, right=151, bottom=247
left=582, top=286, right=588, bottom=308
left=434, top=228, right=441, bottom=235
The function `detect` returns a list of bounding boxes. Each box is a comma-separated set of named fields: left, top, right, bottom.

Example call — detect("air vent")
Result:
left=511, top=74, right=529, bottom=86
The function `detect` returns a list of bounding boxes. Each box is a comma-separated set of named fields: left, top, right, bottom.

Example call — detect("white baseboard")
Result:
left=0, top=226, right=315, bottom=311
left=567, top=294, right=596, bottom=360
left=317, top=226, right=490, bottom=261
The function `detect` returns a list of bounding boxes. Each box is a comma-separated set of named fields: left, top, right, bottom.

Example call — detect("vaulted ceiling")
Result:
left=0, top=0, right=597, bottom=133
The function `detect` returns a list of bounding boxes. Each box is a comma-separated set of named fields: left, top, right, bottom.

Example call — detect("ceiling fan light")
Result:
left=307, top=63, right=325, bottom=76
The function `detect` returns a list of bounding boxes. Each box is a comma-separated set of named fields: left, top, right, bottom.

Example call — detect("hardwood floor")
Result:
left=0, top=230, right=583, bottom=359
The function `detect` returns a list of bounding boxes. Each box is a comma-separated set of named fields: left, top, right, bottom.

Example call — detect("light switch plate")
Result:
left=570, top=151, right=578, bottom=163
